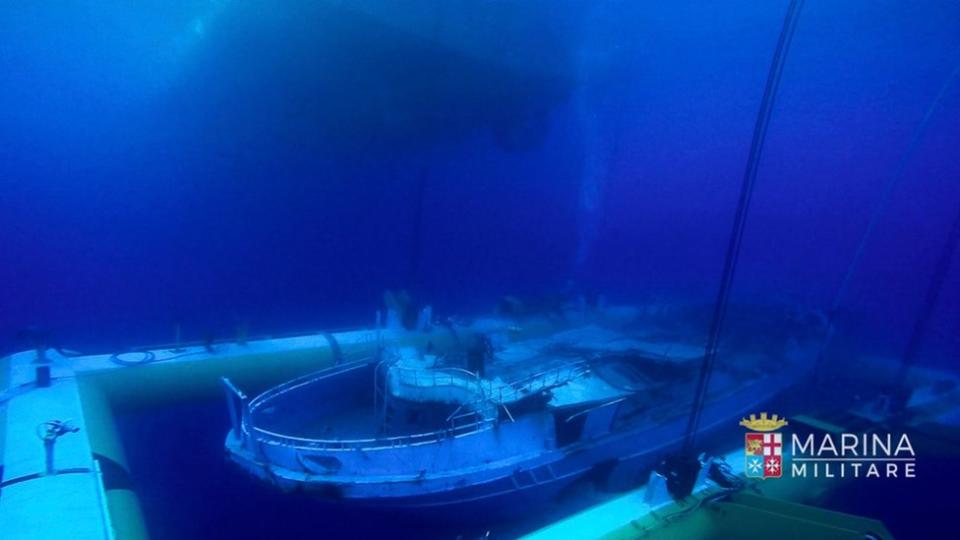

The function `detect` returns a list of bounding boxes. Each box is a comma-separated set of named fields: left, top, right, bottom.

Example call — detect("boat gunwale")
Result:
left=245, top=417, right=496, bottom=451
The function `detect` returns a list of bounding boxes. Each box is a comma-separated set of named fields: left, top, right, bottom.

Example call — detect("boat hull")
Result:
left=226, top=365, right=802, bottom=511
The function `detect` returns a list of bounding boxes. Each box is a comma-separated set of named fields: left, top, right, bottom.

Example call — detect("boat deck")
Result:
left=1, top=327, right=389, bottom=540
left=0, top=354, right=111, bottom=540
left=257, top=407, right=383, bottom=440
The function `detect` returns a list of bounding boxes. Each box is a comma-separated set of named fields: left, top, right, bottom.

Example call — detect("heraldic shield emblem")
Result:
left=740, top=413, right=788, bottom=479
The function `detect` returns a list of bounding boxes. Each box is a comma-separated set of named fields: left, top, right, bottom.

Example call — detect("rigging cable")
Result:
left=894, top=201, right=960, bottom=403
left=813, top=58, right=960, bottom=380
left=682, top=0, right=805, bottom=454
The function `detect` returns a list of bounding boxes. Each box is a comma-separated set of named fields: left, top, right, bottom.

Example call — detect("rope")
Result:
left=108, top=349, right=204, bottom=367
left=814, top=57, right=960, bottom=378
left=894, top=202, right=960, bottom=390
left=683, top=0, right=806, bottom=454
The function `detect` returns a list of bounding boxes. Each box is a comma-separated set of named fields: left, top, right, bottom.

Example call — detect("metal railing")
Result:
left=391, top=365, right=486, bottom=397
left=235, top=354, right=591, bottom=453
left=489, top=360, right=589, bottom=404
left=247, top=418, right=493, bottom=451
left=237, top=356, right=495, bottom=452
left=385, top=362, right=497, bottom=425
left=247, top=358, right=375, bottom=415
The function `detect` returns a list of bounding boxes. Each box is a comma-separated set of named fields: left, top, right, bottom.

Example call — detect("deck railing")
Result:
left=391, top=365, right=487, bottom=399
left=232, top=357, right=495, bottom=452
left=230, top=354, right=589, bottom=453
left=247, top=418, right=493, bottom=451
left=489, top=360, right=590, bottom=404
left=247, top=358, right=375, bottom=413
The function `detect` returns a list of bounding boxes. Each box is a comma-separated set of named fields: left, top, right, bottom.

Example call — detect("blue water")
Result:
left=2, top=2, right=960, bottom=539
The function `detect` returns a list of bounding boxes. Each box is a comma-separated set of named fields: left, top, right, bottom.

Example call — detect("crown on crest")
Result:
left=739, top=412, right=788, bottom=432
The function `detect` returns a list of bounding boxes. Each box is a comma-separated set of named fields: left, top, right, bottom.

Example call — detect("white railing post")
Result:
left=220, top=377, right=248, bottom=441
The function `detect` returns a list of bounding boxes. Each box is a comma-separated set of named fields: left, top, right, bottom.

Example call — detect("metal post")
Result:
left=44, top=437, right=55, bottom=475
left=173, top=322, right=184, bottom=352
left=220, top=378, right=248, bottom=440
left=37, top=420, right=79, bottom=475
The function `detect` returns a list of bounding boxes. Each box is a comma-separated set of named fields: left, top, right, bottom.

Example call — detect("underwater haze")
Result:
left=2, top=1, right=960, bottom=356
left=2, top=1, right=960, bottom=539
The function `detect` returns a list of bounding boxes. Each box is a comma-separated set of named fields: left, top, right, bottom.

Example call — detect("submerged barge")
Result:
left=12, top=300, right=936, bottom=537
